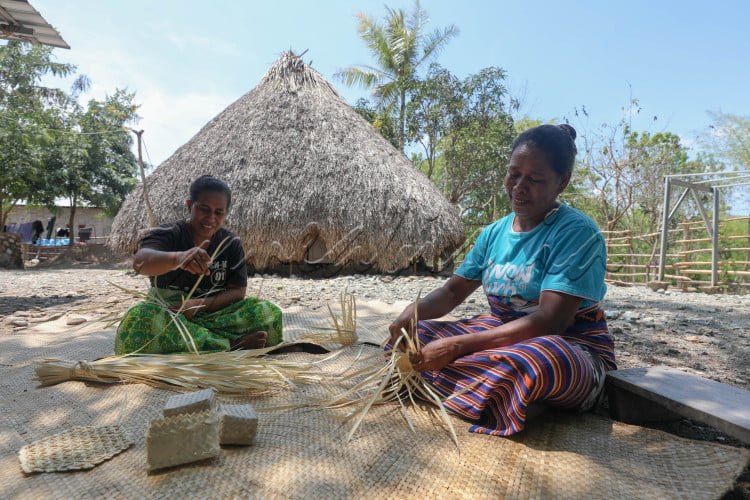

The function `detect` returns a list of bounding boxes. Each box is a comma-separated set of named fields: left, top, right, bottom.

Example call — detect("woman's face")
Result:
left=505, top=144, right=570, bottom=228
left=186, top=190, right=229, bottom=243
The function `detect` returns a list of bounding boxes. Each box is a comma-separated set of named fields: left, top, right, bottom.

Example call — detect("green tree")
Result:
left=704, top=111, right=750, bottom=168
left=0, top=41, right=76, bottom=225
left=406, top=64, right=461, bottom=181
left=572, top=102, right=723, bottom=268
left=576, top=121, right=695, bottom=231
left=336, top=1, right=457, bottom=152
left=702, top=111, right=750, bottom=215
left=407, top=65, right=516, bottom=225
left=43, top=101, right=88, bottom=245
left=513, top=116, right=544, bottom=136
left=46, top=89, right=140, bottom=245
left=78, top=90, right=140, bottom=215
left=352, top=97, right=399, bottom=149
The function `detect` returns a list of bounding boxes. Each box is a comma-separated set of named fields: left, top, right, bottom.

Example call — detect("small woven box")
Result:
left=163, top=388, right=216, bottom=417
left=146, top=410, right=220, bottom=471
left=219, top=404, right=258, bottom=446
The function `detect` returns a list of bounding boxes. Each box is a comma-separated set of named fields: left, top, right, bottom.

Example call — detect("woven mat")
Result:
left=18, top=425, right=132, bottom=473
left=1, top=304, right=748, bottom=499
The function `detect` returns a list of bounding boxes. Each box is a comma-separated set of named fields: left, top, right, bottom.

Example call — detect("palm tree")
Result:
left=336, top=1, right=458, bottom=152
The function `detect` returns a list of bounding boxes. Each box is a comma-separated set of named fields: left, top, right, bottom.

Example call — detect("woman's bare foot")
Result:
left=229, top=331, right=268, bottom=350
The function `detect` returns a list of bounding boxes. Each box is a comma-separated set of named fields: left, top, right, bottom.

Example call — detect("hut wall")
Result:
left=5, top=205, right=112, bottom=242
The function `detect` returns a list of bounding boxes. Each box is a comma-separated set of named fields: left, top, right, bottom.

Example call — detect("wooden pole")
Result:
left=132, top=129, right=155, bottom=228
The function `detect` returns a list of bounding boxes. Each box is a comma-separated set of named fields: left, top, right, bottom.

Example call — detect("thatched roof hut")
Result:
left=109, top=51, right=464, bottom=273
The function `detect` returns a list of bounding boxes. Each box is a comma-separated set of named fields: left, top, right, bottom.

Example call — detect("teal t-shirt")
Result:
left=455, top=204, right=607, bottom=309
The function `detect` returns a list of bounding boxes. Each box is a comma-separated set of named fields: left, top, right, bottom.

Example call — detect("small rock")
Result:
left=684, top=336, right=702, bottom=343
left=646, top=281, right=669, bottom=292
left=48, top=312, right=64, bottom=321
left=640, top=317, right=656, bottom=327
left=66, top=317, right=87, bottom=326
left=605, top=310, right=620, bottom=320
left=11, top=319, right=28, bottom=327
left=622, top=311, right=641, bottom=322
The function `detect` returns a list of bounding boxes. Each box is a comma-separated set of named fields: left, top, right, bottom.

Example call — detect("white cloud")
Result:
left=163, top=33, right=241, bottom=57
left=135, top=86, right=234, bottom=166
left=43, top=33, right=239, bottom=167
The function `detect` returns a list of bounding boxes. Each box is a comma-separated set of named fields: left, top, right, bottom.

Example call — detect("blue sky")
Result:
left=29, top=0, right=750, bottom=173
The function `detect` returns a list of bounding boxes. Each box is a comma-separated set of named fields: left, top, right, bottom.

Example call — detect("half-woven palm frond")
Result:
left=315, top=333, right=476, bottom=451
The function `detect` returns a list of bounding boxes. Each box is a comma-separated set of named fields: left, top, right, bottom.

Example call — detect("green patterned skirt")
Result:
left=115, top=288, right=283, bottom=355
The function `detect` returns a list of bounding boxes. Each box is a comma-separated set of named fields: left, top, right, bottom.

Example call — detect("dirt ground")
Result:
left=3, top=244, right=750, bottom=497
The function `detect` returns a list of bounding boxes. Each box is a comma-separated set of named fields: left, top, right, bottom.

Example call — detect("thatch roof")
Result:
left=109, top=51, right=464, bottom=272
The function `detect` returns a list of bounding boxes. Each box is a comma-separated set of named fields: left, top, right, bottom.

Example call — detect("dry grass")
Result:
left=34, top=349, right=322, bottom=394
left=298, top=289, right=357, bottom=346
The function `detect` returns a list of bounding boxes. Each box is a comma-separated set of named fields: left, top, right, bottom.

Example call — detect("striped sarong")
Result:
left=415, top=295, right=616, bottom=436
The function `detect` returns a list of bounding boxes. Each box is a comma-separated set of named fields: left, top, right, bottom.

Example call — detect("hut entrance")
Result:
left=305, top=238, right=332, bottom=265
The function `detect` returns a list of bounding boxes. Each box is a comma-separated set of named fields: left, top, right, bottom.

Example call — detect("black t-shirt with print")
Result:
left=139, top=220, right=248, bottom=297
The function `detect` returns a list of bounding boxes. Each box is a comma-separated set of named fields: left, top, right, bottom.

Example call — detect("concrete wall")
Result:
left=0, top=233, right=23, bottom=269
left=4, top=205, right=113, bottom=242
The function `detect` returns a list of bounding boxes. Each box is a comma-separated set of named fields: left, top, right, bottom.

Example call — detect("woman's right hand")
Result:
left=175, top=240, right=212, bottom=275
left=388, top=304, right=417, bottom=348
left=387, top=276, right=482, bottom=350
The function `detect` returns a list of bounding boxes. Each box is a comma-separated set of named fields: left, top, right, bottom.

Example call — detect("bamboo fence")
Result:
left=603, top=216, right=750, bottom=291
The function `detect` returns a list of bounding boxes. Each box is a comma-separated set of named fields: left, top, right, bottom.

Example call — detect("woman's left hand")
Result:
left=170, top=298, right=205, bottom=320
left=410, top=336, right=464, bottom=372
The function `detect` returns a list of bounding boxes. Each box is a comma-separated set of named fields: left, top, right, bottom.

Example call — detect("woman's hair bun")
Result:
left=558, top=123, right=577, bottom=141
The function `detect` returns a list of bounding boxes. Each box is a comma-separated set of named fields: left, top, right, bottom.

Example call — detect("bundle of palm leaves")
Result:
left=35, top=348, right=322, bottom=394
